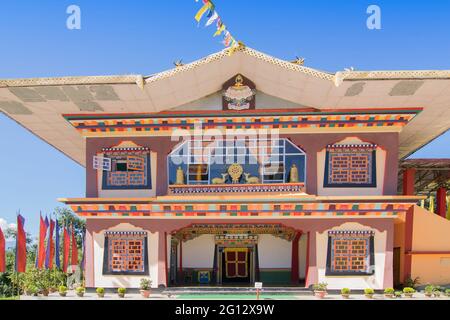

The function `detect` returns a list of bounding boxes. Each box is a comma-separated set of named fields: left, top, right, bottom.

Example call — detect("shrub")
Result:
left=394, top=291, right=402, bottom=297
left=312, top=282, right=327, bottom=291
left=341, top=288, right=351, bottom=294
left=117, top=287, right=126, bottom=294
left=404, top=276, right=420, bottom=289
left=445, top=289, right=450, bottom=294
left=75, top=286, right=85, bottom=294
left=384, top=287, right=395, bottom=294
left=403, top=287, right=415, bottom=294
left=364, top=288, right=375, bottom=295
left=96, top=287, right=105, bottom=294
left=425, top=285, right=434, bottom=293
left=140, top=278, right=152, bottom=290
left=58, top=285, right=67, bottom=293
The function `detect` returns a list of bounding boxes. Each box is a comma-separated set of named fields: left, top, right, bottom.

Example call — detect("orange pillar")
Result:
left=436, top=187, right=447, bottom=218
left=291, top=232, right=301, bottom=285
left=402, top=168, right=416, bottom=195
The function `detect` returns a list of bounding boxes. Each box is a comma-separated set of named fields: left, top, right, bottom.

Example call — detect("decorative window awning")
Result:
left=105, top=231, right=147, bottom=236
left=326, top=144, right=378, bottom=152
left=328, top=230, right=374, bottom=236
left=102, top=146, right=150, bottom=154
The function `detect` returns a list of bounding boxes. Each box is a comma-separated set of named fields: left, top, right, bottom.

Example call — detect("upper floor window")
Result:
left=101, top=146, right=151, bottom=190
left=324, top=144, right=377, bottom=188
left=167, top=138, right=306, bottom=185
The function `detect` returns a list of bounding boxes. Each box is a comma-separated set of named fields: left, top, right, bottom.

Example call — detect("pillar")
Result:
left=290, top=232, right=301, bottom=285
left=157, top=231, right=168, bottom=287
left=305, top=231, right=317, bottom=288
left=436, top=187, right=447, bottom=218
left=402, top=168, right=416, bottom=195
left=178, top=240, right=183, bottom=285
left=84, top=222, right=95, bottom=288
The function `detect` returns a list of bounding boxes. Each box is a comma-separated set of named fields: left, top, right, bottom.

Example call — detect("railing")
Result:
left=168, top=182, right=305, bottom=195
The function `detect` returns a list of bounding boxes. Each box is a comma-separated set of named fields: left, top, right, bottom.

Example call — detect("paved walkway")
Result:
left=20, top=291, right=450, bottom=300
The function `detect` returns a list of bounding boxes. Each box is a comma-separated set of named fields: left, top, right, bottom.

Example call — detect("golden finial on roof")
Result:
left=174, top=59, right=184, bottom=67
left=291, top=56, right=305, bottom=65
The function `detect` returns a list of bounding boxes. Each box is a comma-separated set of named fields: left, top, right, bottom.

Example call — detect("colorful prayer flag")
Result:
left=45, top=219, right=55, bottom=269
left=15, top=214, right=27, bottom=273
left=214, top=23, right=226, bottom=37
left=71, top=226, right=78, bottom=267
left=205, top=10, right=219, bottom=26
left=36, top=215, right=48, bottom=269
left=195, top=1, right=211, bottom=22
left=55, top=220, right=60, bottom=269
left=63, top=226, right=70, bottom=272
left=0, top=227, right=5, bottom=273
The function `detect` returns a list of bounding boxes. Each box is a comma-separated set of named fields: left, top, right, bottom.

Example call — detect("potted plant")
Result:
left=58, top=285, right=68, bottom=297
left=340, top=288, right=351, bottom=299
left=96, top=287, right=105, bottom=298
left=117, top=287, right=126, bottom=298
left=424, top=285, right=434, bottom=297
left=403, top=287, right=415, bottom=298
left=312, top=282, right=328, bottom=299
left=445, top=289, right=450, bottom=297
left=384, top=287, right=395, bottom=298
left=75, top=286, right=85, bottom=297
left=433, top=286, right=442, bottom=297
left=394, top=291, right=402, bottom=298
left=139, top=278, right=152, bottom=298
left=364, top=288, right=375, bottom=299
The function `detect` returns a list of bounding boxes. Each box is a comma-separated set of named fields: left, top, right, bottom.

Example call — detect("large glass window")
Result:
left=167, top=138, right=306, bottom=185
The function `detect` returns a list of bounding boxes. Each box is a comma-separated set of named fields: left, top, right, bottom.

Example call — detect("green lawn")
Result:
left=0, top=296, right=20, bottom=300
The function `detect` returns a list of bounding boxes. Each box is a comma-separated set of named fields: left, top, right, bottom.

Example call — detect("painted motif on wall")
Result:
left=102, top=231, right=149, bottom=275
left=324, top=144, right=377, bottom=188
left=222, top=74, right=256, bottom=111
left=326, top=230, right=375, bottom=276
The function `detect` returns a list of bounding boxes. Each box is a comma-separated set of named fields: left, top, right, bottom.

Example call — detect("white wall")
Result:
left=182, top=235, right=215, bottom=268
left=258, top=234, right=291, bottom=268
left=92, top=223, right=159, bottom=288
left=315, top=222, right=387, bottom=289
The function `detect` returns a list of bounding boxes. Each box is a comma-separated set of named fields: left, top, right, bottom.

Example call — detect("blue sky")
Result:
left=0, top=0, right=449, bottom=236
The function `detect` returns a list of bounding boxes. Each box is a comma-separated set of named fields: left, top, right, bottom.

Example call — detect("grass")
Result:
left=0, top=296, right=20, bottom=300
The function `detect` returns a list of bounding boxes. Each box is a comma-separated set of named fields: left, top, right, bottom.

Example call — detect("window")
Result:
left=324, top=144, right=377, bottom=187
left=103, top=231, right=148, bottom=275
left=102, top=149, right=151, bottom=190
left=167, top=138, right=306, bottom=185
left=326, top=230, right=375, bottom=276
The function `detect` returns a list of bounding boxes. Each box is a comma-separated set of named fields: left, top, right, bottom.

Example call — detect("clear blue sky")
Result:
left=0, top=0, right=449, bottom=236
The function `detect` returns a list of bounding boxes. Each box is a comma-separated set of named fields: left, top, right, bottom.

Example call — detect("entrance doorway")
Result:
left=221, top=248, right=251, bottom=284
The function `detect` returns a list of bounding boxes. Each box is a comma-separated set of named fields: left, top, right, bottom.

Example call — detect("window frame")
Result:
left=102, top=231, right=149, bottom=276
left=325, top=230, right=375, bottom=276
left=323, top=145, right=377, bottom=188
left=102, top=152, right=152, bottom=190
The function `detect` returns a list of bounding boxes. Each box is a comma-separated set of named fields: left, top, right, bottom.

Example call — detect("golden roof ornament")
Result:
left=290, top=56, right=305, bottom=66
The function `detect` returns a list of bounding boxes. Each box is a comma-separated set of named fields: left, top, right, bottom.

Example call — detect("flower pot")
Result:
left=140, top=289, right=151, bottom=298
left=42, top=289, right=49, bottom=297
left=118, top=293, right=125, bottom=298
left=384, top=294, right=394, bottom=299
left=49, top=288, right=57, bottom=293
left=341, top=294, right=350, bottom=299
left=59, top=292, right=67, bottom=297
left=433, top=292, right=441, bottom=298
left=76, top=292, right=84, bottom=297
left=404, top=293, right=414, bottom=298
left=97, top=293, right=105, bottom=298
left=314, top=291, right=327, bottom=299
left=425, top=292, right=433, bottom=298
left=365, top=294, right=374, bottom=299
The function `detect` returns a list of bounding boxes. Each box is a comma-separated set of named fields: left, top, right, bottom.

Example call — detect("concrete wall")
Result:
left=258, top=234, right=291, bottom=268
left=182, top=235, right=215, bottom=269
left=409, top=205, right=450, bottom=284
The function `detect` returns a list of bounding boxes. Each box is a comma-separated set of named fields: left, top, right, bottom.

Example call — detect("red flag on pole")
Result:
left=36, top=215, right=48, bottom=269
left=45, top=219, right=55, bottom=269
left=0, top=227, right=5, bottom=273
left=63, top=226, right=70, bottom=273
left=71, top=225, right=78, bottom=266
left=15, top=214, right=27, bottom=273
